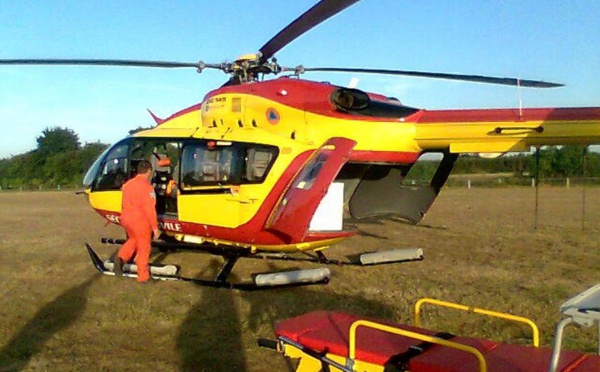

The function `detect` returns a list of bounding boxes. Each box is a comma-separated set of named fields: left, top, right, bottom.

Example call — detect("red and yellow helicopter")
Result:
left=3, top=0, right=600, bottom=288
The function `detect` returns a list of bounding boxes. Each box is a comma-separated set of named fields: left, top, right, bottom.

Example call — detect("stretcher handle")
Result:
left=349, top=320, right=487, bottom=372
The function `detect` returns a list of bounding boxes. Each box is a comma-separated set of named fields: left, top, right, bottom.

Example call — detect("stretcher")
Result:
left=260, top=287, right=600, bottom=372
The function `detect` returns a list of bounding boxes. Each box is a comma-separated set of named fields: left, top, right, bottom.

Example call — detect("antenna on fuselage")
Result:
left=517, top=77, right=523, bottom=118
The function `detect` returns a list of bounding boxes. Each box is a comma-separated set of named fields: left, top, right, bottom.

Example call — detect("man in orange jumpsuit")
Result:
left=113, top=160, right=160, bottom=282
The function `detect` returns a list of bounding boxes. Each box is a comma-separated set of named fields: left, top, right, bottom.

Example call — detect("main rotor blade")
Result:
left=259, top=0, right=361, bottom=63
left=302, top=67, right=564, bottom=88
left=0, top=59, right=223, bottom=70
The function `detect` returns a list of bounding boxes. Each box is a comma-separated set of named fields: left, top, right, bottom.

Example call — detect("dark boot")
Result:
left=113, top=257, right=123, bottom=277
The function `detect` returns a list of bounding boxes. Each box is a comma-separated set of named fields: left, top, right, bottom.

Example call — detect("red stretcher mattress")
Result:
left=274, top=311, right=600, bottom=372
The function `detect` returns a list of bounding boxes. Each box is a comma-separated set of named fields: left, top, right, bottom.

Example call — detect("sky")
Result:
left=0, top=0, right=599, bottom=158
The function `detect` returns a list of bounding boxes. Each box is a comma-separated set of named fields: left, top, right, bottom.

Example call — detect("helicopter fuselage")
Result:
left=84, top=77, right=600, bottom=253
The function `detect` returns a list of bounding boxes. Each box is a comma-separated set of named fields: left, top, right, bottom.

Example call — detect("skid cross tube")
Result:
left=216, top=254, right=240, bottom=284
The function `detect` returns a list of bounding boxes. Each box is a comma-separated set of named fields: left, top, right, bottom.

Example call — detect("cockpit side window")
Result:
left=93, top=142, right=130, bottom=191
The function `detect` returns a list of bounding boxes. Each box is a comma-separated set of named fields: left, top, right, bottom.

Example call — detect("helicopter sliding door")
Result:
left=129, top=139, right=181, bottom=215
left=177, top=140, right=279, bottom=228
left=86, top=137, right=182, bottom=217
left=265, top=137, right=356, bottom=243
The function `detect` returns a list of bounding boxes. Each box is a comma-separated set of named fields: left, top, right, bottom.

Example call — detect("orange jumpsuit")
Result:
left=118, top=174, right=158, bottom=282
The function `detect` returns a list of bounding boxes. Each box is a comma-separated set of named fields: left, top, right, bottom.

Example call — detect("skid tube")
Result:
left=86, top=242, right=330, bottom=290
left=100, top=237, right=424, bottom=267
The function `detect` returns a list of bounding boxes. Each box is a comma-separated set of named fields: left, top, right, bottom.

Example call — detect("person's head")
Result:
left=137, top=160, right=153, bottom=177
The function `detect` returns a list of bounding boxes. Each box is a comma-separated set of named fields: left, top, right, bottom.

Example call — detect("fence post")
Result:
left=534, top=147, right=540, bottom=230
left=566, top=178, right=570, bottom=188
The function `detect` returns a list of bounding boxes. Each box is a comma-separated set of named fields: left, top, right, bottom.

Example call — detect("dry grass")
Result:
left=0, top=187, right=599, bottom=371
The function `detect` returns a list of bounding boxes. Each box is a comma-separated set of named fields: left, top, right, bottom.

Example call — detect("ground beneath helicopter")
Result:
left=0, top=187, right=598, bottom=370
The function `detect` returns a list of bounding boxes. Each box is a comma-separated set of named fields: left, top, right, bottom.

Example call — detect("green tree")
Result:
left=0, top=128, right=109, bottom=188
left=551, top=145, right=586, bottom=177
left=528, top=146, right=587, bottom=178
left=36, top=127, right=80, bottom=158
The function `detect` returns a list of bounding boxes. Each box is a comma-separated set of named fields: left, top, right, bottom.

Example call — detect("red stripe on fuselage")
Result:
left=349, top=150, right=420, bottom=163
left=162, top=80, right=600, bottom=126
left=160, top=103, right=203, bottom=123
left=414, top=107, right=600, bottom=123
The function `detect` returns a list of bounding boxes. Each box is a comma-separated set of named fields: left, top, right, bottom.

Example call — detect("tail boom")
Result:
left=414, top=107, right=600, bottom=153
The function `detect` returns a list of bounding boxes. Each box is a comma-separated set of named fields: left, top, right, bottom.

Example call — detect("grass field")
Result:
left=0, top=187, right=599, bottom=371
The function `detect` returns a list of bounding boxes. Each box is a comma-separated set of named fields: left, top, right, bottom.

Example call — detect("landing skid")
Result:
left=256, top=248, right=424, bottom=266
left=85, top=243, right=330, bottom=290
left=88, top=238, right=423, bottom=290
left=99, top=238, right=424, bottom=266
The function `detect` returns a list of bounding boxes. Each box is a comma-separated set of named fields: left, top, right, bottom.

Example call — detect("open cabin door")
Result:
left=265, top=137, right=356, bottom=243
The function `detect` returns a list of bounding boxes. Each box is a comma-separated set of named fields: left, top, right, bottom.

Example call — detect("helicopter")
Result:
left=3, top=0, right=600, bottom=288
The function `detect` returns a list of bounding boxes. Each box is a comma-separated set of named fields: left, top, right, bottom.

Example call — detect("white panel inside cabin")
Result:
left=309, top=182, right=344, bottom=231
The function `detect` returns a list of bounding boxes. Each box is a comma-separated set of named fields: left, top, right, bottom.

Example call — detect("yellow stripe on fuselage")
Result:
left=415, top=118, right=600, bottom=154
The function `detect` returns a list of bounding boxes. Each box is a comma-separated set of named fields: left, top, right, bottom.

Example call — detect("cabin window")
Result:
left=180, top=141, right=278, bottom=190
left=130, top=141, right=178, bottom=173
left=243, top=148, right=275, bottom=182
left=180, top=143, right=240, bottom=188
left=291, top=152, right=327, bottom=190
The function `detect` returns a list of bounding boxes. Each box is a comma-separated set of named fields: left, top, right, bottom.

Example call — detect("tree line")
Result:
left=0, top=127, right=108, bottom=189
left=1, top=127, right=599, bottom=190
left=409, top=145, right=600, bottom=181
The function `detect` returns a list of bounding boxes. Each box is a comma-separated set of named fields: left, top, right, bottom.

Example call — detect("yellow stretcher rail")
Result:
left=348, top=319, right=487, bottom=372
left=414, top=298, right=540, bottom=347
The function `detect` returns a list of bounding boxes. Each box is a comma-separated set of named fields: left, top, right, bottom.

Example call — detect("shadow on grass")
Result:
left=176, top=259, right=245, bottom=372
left=176, top=260, right=394, bottom=372
left=355, top=228, right=390, bottom=240
left=0, top=276, right=98, bottom=371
